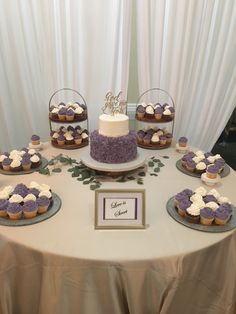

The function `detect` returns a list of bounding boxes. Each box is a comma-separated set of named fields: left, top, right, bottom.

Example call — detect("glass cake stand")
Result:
left=80, top=148, right=146, bottom=173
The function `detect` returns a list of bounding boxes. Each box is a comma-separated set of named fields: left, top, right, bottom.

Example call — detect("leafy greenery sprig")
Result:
left=39, top=154, right=169, bottom=190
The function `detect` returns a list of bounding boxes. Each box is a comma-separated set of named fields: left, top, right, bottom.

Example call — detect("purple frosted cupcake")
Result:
left=200, top=207, right=215, bottom=225
left=214, top=158, right=225, bottom=172
left=23, top=200, right=38, bottom=219
left=28, top=188, right=40, bottom=197
left=154, top=107, right=163, bottom=120
left=7, top=203, right=22, bottom=220
left=186, top=159, right=196, bottom=172
left=58, top=107, right=67, bottom=121
left=136, top=105, right=145, bottom=119
left=13, top=184, right=28, bottom=198
left=57, top=134, right=65, bottom=146
left=165, top=133, right=172, bottom=144
left=31, top=134, right=40, bottom=145
left=2, top=158, right=12, bottom=171
left=68, top=125, right=76, bottom=133
left=215, top=207, right=230, bottom=225
left=0, top=199, right=9, bottom=217
left=159, top=135, right=167, bottom=145
left=182, top=189, right=194, bottom=197
left=178, top=136, right=188, bottom=147
left=36, top=196, right=50, bottom=214
left=137, top=130, right=146, bottom=144
left=143, top=133, right=152, bottom=145
left=66, top=108, right=75, bottom=121
left=74, top=133, right=82, bottom=145
left=206, top=165, right=219, bottom=179
left=21, top=157, right=32, bottom=171
left=177, top=199, right=192, bottom=217
left=174, top=191, right=189, bottom=207
left=203, top=195, right=218, bottom=203
left=218, top=203, right=233, bottom=217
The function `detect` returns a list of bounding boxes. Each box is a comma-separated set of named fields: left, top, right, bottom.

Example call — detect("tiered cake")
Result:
left=90, top=92, right=137, bottom=164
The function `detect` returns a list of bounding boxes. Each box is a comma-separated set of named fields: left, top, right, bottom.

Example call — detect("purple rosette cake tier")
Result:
left=90, top=130, right=137, bottom=164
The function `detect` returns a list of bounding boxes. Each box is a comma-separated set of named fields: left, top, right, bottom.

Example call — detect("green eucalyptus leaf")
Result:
left=90, top=184, right=100, bottom=190
left=59, top=156, right=68, bottom=163
left=138, top=171, right=146, bottom=177
left=148, top=161, right=154, bottom=167
left=137, top=180, right=144, bottom=185
left=153, top=158, right=160, bottom=163
left=83, top=180, right=91, bottom=184
left=48, top=160, right=55, bottom=166
left=67, top=168, right=74, bottom=172
left=127, top=176, right=135, bottom=180
left=162, top=156, right=169, bottom=159
left=39, top=167, right=50, bottom=175
left=154, top=167, right=160, bottom=173
left=52, top=168, right=62, bottom=173
left=158, top=162, right=164, bottom=167
left=77, top=177, right=84, bottom=181
left=150, top=173, right=158, bottom=176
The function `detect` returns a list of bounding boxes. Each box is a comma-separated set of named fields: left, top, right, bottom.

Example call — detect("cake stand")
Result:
left=80, top=148, right=146, bottom=173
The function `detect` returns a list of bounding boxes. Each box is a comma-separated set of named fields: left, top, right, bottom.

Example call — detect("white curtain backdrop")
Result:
left=0, top=0, right=132, bottom=151
left=136, top=0, right=236, bottom=151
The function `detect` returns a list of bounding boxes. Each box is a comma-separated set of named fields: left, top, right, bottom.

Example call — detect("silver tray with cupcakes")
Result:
left=135, top=88, right=175, bottom=149
left=0, top=148, right=48, bottom=175
left=0, top=182, right=61, bottom=226
left=166, top=186, right=236, bottom=233
left=49, top=88, right=89, bottom=149
left=176, top=150, right=230, bottom=178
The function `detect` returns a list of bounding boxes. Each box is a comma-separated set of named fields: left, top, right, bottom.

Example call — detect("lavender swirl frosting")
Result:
left=0, top=200, right=9, bottom=210
left=23, top=200, right=38, bottom=212
left=90, top=130, right=137, bottom=164
left=36, top=196, right=50, bottom=207
left=7, top=203, right=22, bottom=213
left=13, top=184, right=28, bottom=197
left=31, top=135, right=40, bottom=141
left=200, top=207, right=215, bottom=219
left=215, top=208, right=230, bottom=220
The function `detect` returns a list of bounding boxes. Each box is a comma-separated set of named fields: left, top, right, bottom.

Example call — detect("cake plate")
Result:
left=80, top=149, right=146, bottom=173
left=0, top=157, right=48, bottom=175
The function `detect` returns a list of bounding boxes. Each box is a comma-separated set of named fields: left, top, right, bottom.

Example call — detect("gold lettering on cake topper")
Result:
left=102, top=91, right=127, bottom=115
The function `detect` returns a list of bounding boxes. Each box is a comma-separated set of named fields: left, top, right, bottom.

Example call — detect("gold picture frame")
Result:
left=95, top=189, right=146, bottom=229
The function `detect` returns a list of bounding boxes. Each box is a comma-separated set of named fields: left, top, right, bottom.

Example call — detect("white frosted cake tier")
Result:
left=98, top=113, right=129, bottom=137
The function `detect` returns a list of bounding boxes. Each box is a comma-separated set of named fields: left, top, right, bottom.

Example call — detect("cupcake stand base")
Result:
left=51, top=141, right=88, bottom=150
left=175, top=143, right=189, bottom=154
left=201, top=173, right=221, bottom=186
left=80, top=149, right=146, bottom=174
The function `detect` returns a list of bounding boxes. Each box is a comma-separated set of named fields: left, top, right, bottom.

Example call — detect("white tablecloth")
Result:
left=0, top=143, right=235, bottom=314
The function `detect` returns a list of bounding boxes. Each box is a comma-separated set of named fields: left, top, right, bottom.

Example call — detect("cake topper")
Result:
left=102, top=91, right=127, bottom=115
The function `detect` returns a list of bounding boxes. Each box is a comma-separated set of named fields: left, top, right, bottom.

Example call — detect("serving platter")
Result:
left=166, top=197, right=236, bottom=233
left=0, top=157, right=48, bottom=175
left=176, top=159, right=230, bottom=178
left=0, top=193, right=61, bottom=227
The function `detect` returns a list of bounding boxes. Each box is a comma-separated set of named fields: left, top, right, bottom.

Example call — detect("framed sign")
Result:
left=95, top=189, right=145, bottom=229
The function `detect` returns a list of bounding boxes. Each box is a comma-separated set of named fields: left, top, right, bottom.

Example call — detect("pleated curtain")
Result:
left=0, top=0, right=132, bottom=150
left=136, top=0, right=236, bottom=150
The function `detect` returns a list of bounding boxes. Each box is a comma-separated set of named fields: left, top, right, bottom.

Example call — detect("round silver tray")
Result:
left=0, top=193, right=61, bottom=227
left=176, top=159, right=230, bottom=178
left=0, top=157, right=48, bottom=175
left=80, top=149, right=146, bottom=172
left=166, top=197, right=236, bottom=233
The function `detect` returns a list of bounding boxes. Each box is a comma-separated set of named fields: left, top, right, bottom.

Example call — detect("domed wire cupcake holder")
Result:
left=49, top=88, right=89, bottom=150
left=135, top=87, right=175, bottom=150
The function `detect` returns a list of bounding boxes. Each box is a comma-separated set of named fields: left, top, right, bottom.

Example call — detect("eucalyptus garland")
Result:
left=39, top=154, right=169, bottom=190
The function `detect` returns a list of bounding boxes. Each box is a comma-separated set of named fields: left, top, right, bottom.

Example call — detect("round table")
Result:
left=0, top=142, right=235, bottom=314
